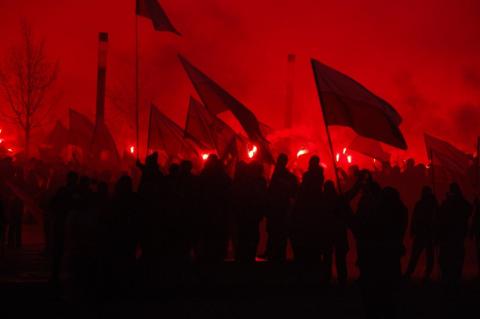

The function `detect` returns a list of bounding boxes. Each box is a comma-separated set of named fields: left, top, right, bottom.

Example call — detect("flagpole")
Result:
left=311, top=61, right=342, bottom=193
left=135, top=9, right=140, bottom=160
left=430, top=148, right=436, bottom=196
left=476, top=137, right=480, bottom=191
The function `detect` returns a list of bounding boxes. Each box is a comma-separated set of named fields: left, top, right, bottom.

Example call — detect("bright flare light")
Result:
left=202, top=153, right=209, bottom=160
left=7, top=148, right=13, bottom=153
left=347, top=155, right=352, bottom=164
left=248, top=145, right=258, bottom=159
left=342, top=147, right=347, bottom=155
left=297, top=148, right=308, bottom=158
left=336, top=153, right=340, bottom=162
left=129, top=146, right=135, bottom=154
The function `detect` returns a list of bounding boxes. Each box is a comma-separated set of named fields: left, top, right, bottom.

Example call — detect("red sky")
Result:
left=1, top=0, right=479, bottom=161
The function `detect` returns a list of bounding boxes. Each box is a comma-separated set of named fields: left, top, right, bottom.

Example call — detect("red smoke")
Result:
left=0, top=0, right=479, bottom=162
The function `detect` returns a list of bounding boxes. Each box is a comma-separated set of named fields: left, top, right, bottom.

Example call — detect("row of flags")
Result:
left=42, top=0, right=478, bottom=191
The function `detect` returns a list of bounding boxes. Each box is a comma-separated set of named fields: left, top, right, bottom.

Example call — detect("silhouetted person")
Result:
left=0, top=195, right=4, bottom=257
left=197, top=155, right=232, bottom=262
left=323, top=180, right=351, bottom=285
left=136, top=151, right=163, bottom=195
left=291, top=156, right=325, bottom=264
left=265, top=153, right=298, bottom=262
left=405, top=186, right=438, bottom=281
left=50, top=171, right=78, bottom=283
left=63, top=175, right=99, bottom=303
left=176, top=160, right=200, bottom=260
left=233, top=161, right=267, bottom=262
left=437, top=183, right=472, bottom=287
left=7, top=194, right=23, bottom=249
left=100, top=175, right=138, bottom=299
left=349, top=172, right=407, bottom=319
left=471, top=195, right=480, bottom=276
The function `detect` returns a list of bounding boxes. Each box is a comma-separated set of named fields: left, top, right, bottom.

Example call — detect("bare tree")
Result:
left=0, top=22, right=59, bottom=157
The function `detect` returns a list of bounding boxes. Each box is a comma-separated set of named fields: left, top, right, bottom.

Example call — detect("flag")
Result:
left=46, top=120, right=69, bottom=151
left=68, top=109, right=95, bottom=150
left=148, top=104, right=198, bottom=159
left=185, top=97, right=237, bottom=158
left=136, top=0, right=180, bottom=34
left=179, top=55, right=274, bottom=163
left=349, top=135, right=391, bottom=163
left=91, top=121, right=120, bottom=161
left=424, top=133, right=471, bottom=177
left=311, top=59, right=407, bottom=150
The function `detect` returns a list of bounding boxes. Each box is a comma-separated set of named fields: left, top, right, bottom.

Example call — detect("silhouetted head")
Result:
left=276, top=153, right=288, bottom=169
left=308, top=155, right=320, bottom=170
left=115, top=175, right=133, bottom=197
left=204, top=154, right=219, bottom=170
left=66, top=171, right=79, bottom=187
left=324, top=180, right=337, bottom=197
left=146, top=152, right=159, bottom=168
left=368, top=181, right=382, bottom=196
left=78, top=176, right=91, bottom=192
left=406, top=158, right=415, bottom=169
left=448, top=182, right=463, bottom=197
left=97, top=181, right=108, bottom=198
left=169, top=163, right=180, bottom=177
left=421, top=186, right=433, bottom=199
left=180, top=160, right=193, bottom=175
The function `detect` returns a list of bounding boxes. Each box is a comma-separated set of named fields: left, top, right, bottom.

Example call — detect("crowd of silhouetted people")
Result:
left=0, top=152, right=479, bottom=317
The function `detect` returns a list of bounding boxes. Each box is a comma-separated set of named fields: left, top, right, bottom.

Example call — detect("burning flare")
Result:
left=248, top=145, right=258, bottom=159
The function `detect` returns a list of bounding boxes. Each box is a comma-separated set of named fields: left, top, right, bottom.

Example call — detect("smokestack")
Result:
left=95, top=32, right=109, bottom=125
left=285, top=54, right=296, bottom=130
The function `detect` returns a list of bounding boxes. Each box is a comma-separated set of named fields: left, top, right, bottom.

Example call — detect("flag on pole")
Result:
left=185, top=97, right=237, bottom=158
left=68, top=109, right=95, bottom=151
left=46, top=121, right=69, bottom=152
left=91, top=122, right=120, bottom=161
left=424, top=133, right=472, bottom=177
left=179, top=55, right=274, bottom=163
left=148, top=104, right=198, bottom=159
left=136, top=0, right=180, bottom=34
left=349, top=135, right=391, bottom=163
left=311, top=59, right=407, bottom=150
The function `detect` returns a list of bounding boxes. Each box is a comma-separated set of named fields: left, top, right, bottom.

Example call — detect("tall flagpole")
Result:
left=311, top=61, right=342, bottom=193
left=430, top=148, right=436, bottom=196
left=135, top=7, right=140, bottom=160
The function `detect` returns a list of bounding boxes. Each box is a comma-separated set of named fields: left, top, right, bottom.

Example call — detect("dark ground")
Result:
left=1, top=225, right=480, bottom=319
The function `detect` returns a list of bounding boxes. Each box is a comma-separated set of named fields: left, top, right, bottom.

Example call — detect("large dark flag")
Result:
left=136, top=0, right=180, bottom=34
left=91, top=122, right=120, bottom=161
left=311, top=59, right=407, bottom=150
left=68, top=109, right=95, bottom=151
left=185, top=97, right=237, bottom=158
left=179, top=55, right=274, bottom=163
left=46, top=121, right=69, bottom=151
left=148, top=104, right=198, bottom=159
left=349, top=135, right=391, bottom=163
left=425, top=133, right=471, bottom=177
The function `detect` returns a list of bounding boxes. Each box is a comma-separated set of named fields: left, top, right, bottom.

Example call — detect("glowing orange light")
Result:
left=129, top=146, right=135, bottom=154
left=343, top=147, right=347, bottom=155
left=297, top=149, right=308, bottom=158
left=347, top=155, right=352, bottom=164
left=336, top=153, right=340, bottom=162
left=248, top=145, right=258, bottom=159
left=202, top=153, right=209, bottom=160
